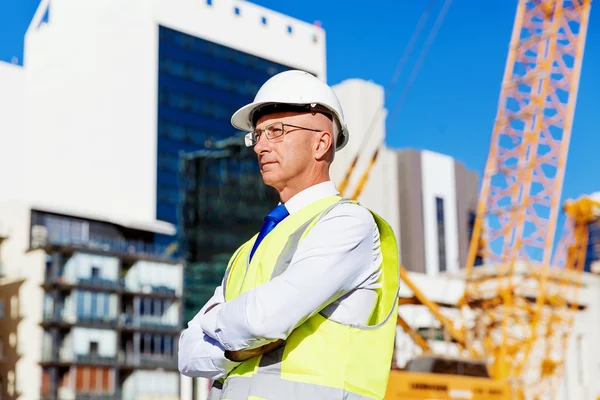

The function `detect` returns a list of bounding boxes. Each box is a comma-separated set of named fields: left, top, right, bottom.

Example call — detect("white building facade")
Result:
left=0, top=0, right=326, bottom=229
left=330, top=78, right=479, bottom=277
left=330, top=79, right=401, bottom=246
left=0, top=200, right=184, bottom=400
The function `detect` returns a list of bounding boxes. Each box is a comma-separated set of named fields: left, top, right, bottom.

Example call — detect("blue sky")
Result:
left=1, top=0, right=599, bottom=206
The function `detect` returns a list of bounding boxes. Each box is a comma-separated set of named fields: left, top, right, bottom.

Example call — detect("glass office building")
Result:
left=178, top=136, right=279, bottom=322
left=157, top=25, right=292, bottom=225
left=157, top=25, right=300, bottom=321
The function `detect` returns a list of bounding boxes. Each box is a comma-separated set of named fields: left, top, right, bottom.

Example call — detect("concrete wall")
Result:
left=125, top=260, right=183, bottom=295
left=122, top=370, right=180, bottom=400
left=63, top=253, right=119, bottom=283
left=395, top=149, right=479, bottom=276
left=330, top=79, right=401, bottom=246
left=0, top=201, right=45, bottom=400
left=0, top=62, right=26, bottom=205
left=421, top=150, right=460, bottom=275
left=5, top=0, right=325, bottom=227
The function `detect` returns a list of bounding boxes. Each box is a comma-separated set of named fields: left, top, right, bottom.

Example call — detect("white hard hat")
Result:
left=231, top=70, right=349, bottom=151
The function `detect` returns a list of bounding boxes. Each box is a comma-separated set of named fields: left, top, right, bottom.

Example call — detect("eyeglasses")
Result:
left=244, top=121, right=322, bottom=147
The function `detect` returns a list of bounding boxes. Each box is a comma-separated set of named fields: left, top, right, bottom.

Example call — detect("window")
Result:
left=287, top=25, right=293, bottom=34
left=261, top=16, right=267, bottom=25
left=206, top=0, right=212, bottom=5
left=468, top=211, right=484, bottom=266
left=90, top=341, right=99, bottom=355
left=91, top=266, right=100, bottom=279
left=435, top=197, right=447, bottom=272
left=0, top=299, right=4, bottom=318
left=234, top=6, right=240, bottom=15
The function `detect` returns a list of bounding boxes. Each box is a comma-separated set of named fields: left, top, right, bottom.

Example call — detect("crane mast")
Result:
left=338, top=1, right=592, bottom=398
left=460, top=0, right=591, bottom=392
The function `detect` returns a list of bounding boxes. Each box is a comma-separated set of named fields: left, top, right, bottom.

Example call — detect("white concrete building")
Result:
left=0, top=0, right=326, bottom=228
left=330, top=79, right=401, bottom=243
left=0, top=200, right=184, bottom=400
left=330, top=79, right=479, bottom=277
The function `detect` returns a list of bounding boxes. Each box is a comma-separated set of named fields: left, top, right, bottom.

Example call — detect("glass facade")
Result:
left=467, top=211, right=484, bottom=267
left=157, top=25, right=304, bottom=322
left=584, top=222, right=600, bottom=273
left=178, top=136, right=279, bottom=323
left=435, top=197, right=447, bottom=272
left=156, top=25, right=293, bottom=226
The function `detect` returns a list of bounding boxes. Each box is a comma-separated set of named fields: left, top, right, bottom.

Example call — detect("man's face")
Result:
left=253, top=111, right=328, bottom=190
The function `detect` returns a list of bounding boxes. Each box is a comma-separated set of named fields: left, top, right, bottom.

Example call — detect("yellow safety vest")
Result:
left=209, top=196, right=399, bottom=400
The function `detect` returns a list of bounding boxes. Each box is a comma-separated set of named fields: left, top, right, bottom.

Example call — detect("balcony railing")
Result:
left=77, top=277, right=119, bottom=289
left=33, top=230, right=177, bottom=261
left=76, top=353, right=117, bottom=365
left=41, top=351, right=117, bottom=365
left=77, top=314, right=118, bottom=327
left=120, top=315, right=179, bottom=331
left=118, top=351, right=177, bottom=368
left=73, top=393, right=114, bottom=400
left=43, top=307, right=76, bottom=324
left=121, top=281, right=178, bottom=296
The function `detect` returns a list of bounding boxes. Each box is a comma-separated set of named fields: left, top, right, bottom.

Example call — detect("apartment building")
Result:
left=0, top=201, right=183, bottom=400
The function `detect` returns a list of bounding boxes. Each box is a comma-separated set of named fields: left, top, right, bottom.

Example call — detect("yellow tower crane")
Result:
left=337, top=1, right=593, bottom=399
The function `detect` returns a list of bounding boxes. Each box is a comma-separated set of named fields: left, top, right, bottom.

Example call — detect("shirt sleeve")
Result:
left=178, top=285, right=241, bottom=379
left=200, top=203, right=379, bottom=351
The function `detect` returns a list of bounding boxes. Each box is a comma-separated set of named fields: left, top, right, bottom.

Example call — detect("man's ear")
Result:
left=314, top=130, right=334, bottom=160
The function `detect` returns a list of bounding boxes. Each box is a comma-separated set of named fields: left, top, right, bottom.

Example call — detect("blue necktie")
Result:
left=250, top=204, right=289, bottom=261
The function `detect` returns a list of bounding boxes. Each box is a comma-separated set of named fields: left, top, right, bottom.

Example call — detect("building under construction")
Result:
left=178, top=134, right=279, bottom=323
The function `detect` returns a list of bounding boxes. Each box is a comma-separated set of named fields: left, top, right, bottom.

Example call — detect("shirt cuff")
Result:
left=200, top=302, right=228, bottom=348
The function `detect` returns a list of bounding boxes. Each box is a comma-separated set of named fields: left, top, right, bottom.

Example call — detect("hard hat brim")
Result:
left=231, top=101, right=349, bottom=152
left=231, top=101, right=272, bottom=132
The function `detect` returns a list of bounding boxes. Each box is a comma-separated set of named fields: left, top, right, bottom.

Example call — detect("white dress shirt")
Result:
left=178, top=181, right=382, bottom=379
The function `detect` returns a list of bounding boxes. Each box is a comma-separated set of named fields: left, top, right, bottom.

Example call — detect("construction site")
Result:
left=0, top=0, right=599, bottom=399
left=176, top=1, right=600, bottom=399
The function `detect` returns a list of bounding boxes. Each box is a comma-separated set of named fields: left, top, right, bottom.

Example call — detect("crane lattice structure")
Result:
left=459, top=0, right=591, bottom=397
left=340, top=1, right=592, bottom=399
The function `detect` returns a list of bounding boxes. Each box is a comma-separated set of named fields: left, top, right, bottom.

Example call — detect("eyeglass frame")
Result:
left=244, top=121, right=323, bottom=147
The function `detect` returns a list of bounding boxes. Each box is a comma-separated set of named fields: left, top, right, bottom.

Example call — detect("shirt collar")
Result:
left=282, top=181, right=339, bottom=215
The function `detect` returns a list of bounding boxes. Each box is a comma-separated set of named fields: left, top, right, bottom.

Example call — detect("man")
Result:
left=178, top=70, right=399, bottom=400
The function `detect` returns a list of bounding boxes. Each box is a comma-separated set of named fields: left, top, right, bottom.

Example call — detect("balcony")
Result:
left=42, top=309, right=118, bottom=330
left=122, top=282, right=177, bottom=295
left=43, top=307, right=76, bottom=324
left=119, top=351, right=177, bottom=369
left=120, top=281, right=179, bottom=299
left=44, top=275, right=120, bottom=295
left=72, top=393, right=113, bottom=400
left=41, top=394, right=113, bottom=400
left=75, top=353, right=118, bottom=365
left=77, top=276, right=119, bottom=290
left=41, top=348, right=117, bottom=366
left=31, top=229, right=178, bottom=262
left=119, top=315, right=180, bottom=333
left=77, top=314, right=118, bottom=328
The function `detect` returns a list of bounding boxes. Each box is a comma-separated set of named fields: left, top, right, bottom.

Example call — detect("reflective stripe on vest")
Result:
left=220, top=196, right=400, bottom=400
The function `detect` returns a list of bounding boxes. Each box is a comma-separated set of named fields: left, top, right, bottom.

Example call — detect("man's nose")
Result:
left=254, top=133, right=270, bottom=154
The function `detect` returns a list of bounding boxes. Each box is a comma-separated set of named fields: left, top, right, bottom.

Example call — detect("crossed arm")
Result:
left=177, top=205, right=377, bottom=379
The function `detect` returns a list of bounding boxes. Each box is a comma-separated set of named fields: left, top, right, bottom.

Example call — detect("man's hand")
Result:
left=225, top=339, right=285, bottom=362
